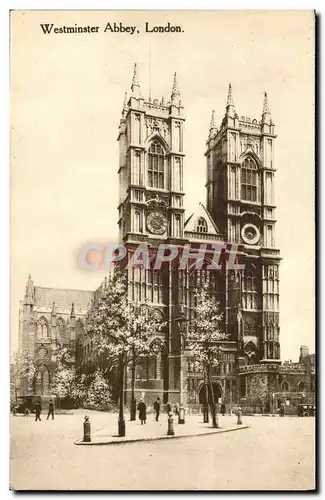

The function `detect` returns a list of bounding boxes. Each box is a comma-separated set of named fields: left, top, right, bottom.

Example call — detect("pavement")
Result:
left=10, top=410, right=315, bottom=491
left=75, top=413, right=248, bottom=445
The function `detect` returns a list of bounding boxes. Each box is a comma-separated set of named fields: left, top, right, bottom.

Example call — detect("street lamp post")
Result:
left=118, top=353, right=126, bottom=437
left=175, top=303, right=187, bottom=425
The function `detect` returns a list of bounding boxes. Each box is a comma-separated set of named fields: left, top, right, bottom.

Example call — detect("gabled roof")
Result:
left=184, top=203, right=221, bottom=235
left=34, top=286, right=93, bottom=313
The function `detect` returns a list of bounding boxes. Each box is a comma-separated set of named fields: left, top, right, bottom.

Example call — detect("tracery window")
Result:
left=148, top=140, right=164, bottom=189
left=37, top=317, right=49, bottom=339
left=243, top=266, right=258, bottom=309
left=241, top=157, right=259, bottom=202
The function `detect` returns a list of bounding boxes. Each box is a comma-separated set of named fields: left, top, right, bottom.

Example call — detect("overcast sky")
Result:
left=11, top=10, right=315, bottom=360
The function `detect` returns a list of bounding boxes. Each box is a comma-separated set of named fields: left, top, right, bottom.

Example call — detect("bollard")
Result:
left=167, top=411, right=175, bottom=436
left=83, top=415, right=91, bottom=442
left=237, top=408, right=243, bottom=425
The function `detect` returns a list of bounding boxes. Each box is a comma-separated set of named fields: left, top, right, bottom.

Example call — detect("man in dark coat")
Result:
left=35, top=401, right=42, bottom=422
left=220, top=403, right=226, bottom=416
left=47, top=399, right=55, bottom=420
left=137, top=398, right=147, bottom=425
left=153, top=397, right=160, bottom=422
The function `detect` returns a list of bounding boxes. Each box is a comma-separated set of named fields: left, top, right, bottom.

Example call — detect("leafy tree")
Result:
left=50, top=342, right=76, bottom=401
left=86, top=269, right=166, bottom=432
left=187, top=285, right=227, bottom=428
left=248, top=374, right=268, bottom=413
left=83, top=369, right=112, bottom=408
left=11, top=350, right=38, bottom=401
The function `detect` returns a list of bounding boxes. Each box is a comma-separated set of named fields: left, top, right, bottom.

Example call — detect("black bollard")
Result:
left=167, top=411, right=175, bottom=436
left=237, top=408, right=243, bottom=425
left=83, top=415, right=91, bottom=442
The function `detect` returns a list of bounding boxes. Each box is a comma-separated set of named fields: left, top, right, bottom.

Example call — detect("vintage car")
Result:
left=12, top=396, right=41, bottom=415
left=297, top=404, right=316, bottom=417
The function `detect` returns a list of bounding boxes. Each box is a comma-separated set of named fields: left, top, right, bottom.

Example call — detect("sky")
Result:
left=11, top=10, right=315, bottom=361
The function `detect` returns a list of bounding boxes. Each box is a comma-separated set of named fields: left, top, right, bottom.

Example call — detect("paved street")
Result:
left=10, top=410, right=315, bottom=491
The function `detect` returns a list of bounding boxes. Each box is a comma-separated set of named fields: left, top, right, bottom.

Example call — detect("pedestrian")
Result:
left=137, top=398, right=147, bottom=425
left=280, top=403, right=285, bottom=417
left=166, top=402, right=171, bottom=414
left=220, top=403, right=226, bottom=416
left=47, top=399, right=55, bottom=420
left=175, top=402, right=180, bottom=416
left=35, top=401, right=42, bottom=422
left=153, top=397, right=160, bottom=422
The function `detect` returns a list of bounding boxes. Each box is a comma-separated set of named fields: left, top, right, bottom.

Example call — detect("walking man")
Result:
left=47, top=399, right=55, bottom=420
left=137, top=398, right=147, bottom=425
left=154, top=397, right=160, bottom=422
left=35, top=401, right=42, bottom=422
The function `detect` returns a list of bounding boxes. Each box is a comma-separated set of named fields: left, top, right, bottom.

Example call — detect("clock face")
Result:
left=241, top=224, right=260, bottom=245
left=146, top=211, right=167, bottom=235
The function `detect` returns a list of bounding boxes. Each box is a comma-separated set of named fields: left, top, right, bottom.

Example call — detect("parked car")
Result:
left=12, top=396, right=41, bottom=415
left=297, top=404, right=315, bottom=417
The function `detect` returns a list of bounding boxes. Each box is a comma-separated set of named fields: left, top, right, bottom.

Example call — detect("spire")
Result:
left=51, top=302, right=56, bottom=316
left=209, top=109, right=218, bottom=138
left=70, top=303, right=75, bottom=318
left=171, top=72, right=181, bottom=102
left=227, top=83, right=234, bottom=107
left=262, top=91, right=272, bottom=124
left=225, top=83, right=235, bottom=118
left=210, top=109, right=217, bottom=130
left=122, top=91, right=128, bottom=116
left=262, top=91, right=270, bottom=114
left=24, top=273, right=34, bottom=305
left=131, top=63, right=139, bottom=88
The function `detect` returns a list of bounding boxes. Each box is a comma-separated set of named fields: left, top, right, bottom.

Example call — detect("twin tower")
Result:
left=117, top=63, right=281, bottom=399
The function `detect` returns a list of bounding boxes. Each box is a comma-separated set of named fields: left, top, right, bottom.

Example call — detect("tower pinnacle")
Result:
left=227, top=83, right=234, bottom=107
left=171, top=72, right=181, bottom=101
left=262, top=91, right=272, bottom=124
left=122, top=91, right=128, bottom=118
left=262, top=91, right=270, bottom=114
left=24, top=273, right=34, bottom=305
left=209, top=110, right=218, bottom=137
left=225, top=83, right=235, bottom=118
left=70, top=303, right=75, bottom=318
left=210, top=109, right=216, bottom=129
left=131, top=63, right=139, bottom=89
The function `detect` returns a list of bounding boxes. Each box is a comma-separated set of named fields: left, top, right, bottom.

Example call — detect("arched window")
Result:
left=196, top=217, right=208, bottom=233
left=148, top=140, right=164, bottom=189
left=298, top=381, right=305, bottom=392
left=241, top=157, right=259, bottom=202
left=281, top=380, right=290, bottom=391
left=34, top=365, right=50, bottom=395
left=37, top=317, right=49, bottom=339
left=243, top=266, right=258, bottom=309
left=56, top=317, right=66, bottom=340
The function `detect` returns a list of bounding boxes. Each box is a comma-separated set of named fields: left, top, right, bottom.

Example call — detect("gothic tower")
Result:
left=205, top=85, right=281, bottom=364
left=118, top=64, right=185, bottom=245
left=117, top=64, right=186, bottom=402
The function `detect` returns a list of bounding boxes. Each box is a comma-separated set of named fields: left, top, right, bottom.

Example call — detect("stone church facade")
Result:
left=17, top=64, right=315, bottom=413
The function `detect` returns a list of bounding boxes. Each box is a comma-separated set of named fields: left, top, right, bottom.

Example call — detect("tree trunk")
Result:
left=208, top=364, right=219, bottom=428
left=204, top=369, right=209, bottom=423
left=130, top=349, right=136, bottom=421
left=118, top=353, right=125, bottom=437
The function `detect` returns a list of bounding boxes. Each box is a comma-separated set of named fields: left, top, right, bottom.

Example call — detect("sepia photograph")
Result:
left=10, top=10, right=315, bottom=491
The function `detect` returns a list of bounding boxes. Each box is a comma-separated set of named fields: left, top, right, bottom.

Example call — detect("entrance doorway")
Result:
left=199, top=383, right=222, bottom=405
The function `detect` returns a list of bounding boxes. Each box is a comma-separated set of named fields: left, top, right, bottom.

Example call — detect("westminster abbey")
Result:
left=19, top=63, right=304, bottom=414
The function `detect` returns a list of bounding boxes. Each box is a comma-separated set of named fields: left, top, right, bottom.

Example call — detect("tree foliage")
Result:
left=187, top=286, right=226, bottom=372
left=11, top=349, right=38, bottom=396
left=86, top=269, right=166, bottom=367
